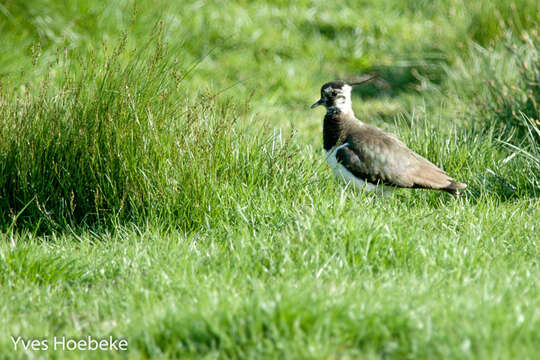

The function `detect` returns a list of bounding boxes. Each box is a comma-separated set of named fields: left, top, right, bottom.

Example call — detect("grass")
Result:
left=1, top=0, right=539, bottom=359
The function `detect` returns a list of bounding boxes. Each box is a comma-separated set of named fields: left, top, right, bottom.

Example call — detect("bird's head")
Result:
left=311, top=75, right=377, bottom=114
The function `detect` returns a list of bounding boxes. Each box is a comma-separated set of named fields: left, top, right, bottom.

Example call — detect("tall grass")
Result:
left=0, top=37, right=311, bottom=232
left=485, top=32, right=540, bottom=143
left=434, top=30, right=540, bottom=199
left=485, top=33, right=540, bottom=192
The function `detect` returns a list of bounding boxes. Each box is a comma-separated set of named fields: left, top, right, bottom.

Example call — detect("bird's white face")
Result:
left=323, top=84, right=352, bottom=113
left=311, top=83, right=354, bottom=114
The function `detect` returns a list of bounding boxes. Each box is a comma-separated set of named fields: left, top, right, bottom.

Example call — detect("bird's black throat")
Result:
left=323, top=112, right=346, bottom=151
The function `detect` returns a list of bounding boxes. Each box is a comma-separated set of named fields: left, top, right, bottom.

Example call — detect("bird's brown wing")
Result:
left=335, top=126, right=466, bottom=194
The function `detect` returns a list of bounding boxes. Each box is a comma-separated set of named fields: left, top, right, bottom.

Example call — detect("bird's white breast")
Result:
left=325, top=144, right=378, bottom=192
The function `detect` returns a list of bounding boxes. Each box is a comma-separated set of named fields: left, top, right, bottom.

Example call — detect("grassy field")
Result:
left=1, top=0, right=540, bottom=358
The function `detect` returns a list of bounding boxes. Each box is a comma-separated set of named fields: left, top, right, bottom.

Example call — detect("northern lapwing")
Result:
left=311, top=79, right=467, bottom=195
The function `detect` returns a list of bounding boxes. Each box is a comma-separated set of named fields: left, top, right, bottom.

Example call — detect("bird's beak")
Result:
left=310, top=99, right=323, bottom=109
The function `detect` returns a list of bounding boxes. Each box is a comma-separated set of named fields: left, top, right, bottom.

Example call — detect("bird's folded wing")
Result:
left=335, top=135, right=456, bottom=189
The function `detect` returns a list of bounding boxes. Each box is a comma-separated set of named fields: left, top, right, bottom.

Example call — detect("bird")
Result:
left=311, top=78, right=467, bottom=195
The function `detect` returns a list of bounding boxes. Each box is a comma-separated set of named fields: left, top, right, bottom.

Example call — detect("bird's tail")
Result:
left=442, top=181, right=467, bottom=196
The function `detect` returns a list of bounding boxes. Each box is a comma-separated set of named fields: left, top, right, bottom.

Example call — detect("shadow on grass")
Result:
left=347, top=62, right=446, bottom=100
left=299, top=19, right=357, bottom=40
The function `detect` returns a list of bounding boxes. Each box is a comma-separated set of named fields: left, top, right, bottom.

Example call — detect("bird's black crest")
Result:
left=321, top=80, right=346, bottom=92
left=320, top=80, right=347, bottom=98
